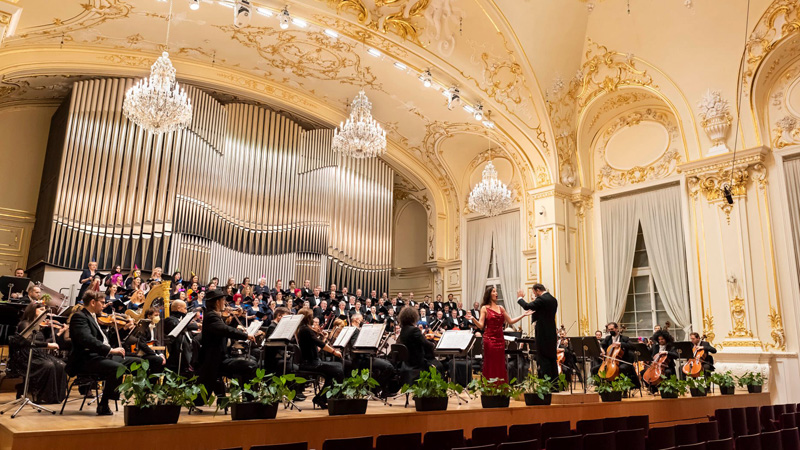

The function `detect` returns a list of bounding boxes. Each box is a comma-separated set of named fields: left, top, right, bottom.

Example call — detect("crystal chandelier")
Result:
left=332, top=90, right=387, bottom=159
left=122, top=0, right=192, bottom=135
left=468, top=161, right=512, bottom=216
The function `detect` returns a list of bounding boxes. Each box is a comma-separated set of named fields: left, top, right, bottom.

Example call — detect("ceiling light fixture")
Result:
left=482, top=119, right=495, bottom=129
left=446, top=86, right=461, bottom=110
left=189, top=0, right=200, bottom=10
left=462, top=104, right=474, bottom=114
left=279, top=6, right=290, bottom=29
left=419, top=69, right=433, bottom=88
left=233, top=0, right=250, bottom=27
left=255, top=6, right=272, bottom=16
left=367, top=47, right=382, bottom=58
left=468, top=160, right=512, bottom=217
left=218, top=0, right=234, bottom=8
left=291, top=17, right=307, bottom=28
left=473, top=104, right=484, bottom=121
left=393, top=62, right=407, bottom=70
left=324, top=28, right=339, bottom=38
left=332, top=90, right=387, bottom=159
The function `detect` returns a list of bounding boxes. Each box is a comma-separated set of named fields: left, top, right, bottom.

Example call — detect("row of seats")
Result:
left=712, top=403, right=799, bottom=438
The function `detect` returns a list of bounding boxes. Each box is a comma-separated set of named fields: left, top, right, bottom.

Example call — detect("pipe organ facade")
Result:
left=34, top=78, right=393, bottom=292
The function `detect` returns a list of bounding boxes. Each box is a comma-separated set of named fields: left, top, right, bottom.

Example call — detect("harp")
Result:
left=126, top=281, right=171, bottom=321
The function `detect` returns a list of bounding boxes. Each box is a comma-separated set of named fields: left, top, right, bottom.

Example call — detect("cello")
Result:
left=599, top=343, right=624, bottom=379
left=681, top=334, right=707, bottom=378
left=642, top=351, right=669, bottom=386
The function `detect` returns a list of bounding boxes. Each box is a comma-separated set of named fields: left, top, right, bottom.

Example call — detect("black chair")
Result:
left=703, top=438, right=733, bottom=450
left=471, top=426, right=508, bottom=447
left=453, top=445, right=495, bottom=450
left=695, top=421, right=719, bottom=443
left=509, top=424, right=542, bottom=443
left=389, top=344, right=417, bottom=407
left=424, top=430, right=465, bottom=450
left=787, top=404, right=798, bottom=414
left=582, top=431, right=615, bottom=450
left=603, top=417, right=628, bottom=433
left=730, top=408, right=748, bottom=438
left=615, top=428, right=645, bottom=450
left=733, top=434, right=761, bottom=450
left=675, top=444, right=705, bottom=450
left=627, top=415, right=650, bottom=432
left=60, top=373, right=117, bottom=414
left=322, top=436, right=373, bottom=450
left=498, top=439, right=539, bottom=450
left=759, top=430, right=782, bottom=449
left=376, top=433, right=422, bottom=450
left=746, top=406, right=762, bottom=435
left=545, top=435, right=582, bottom=450
left=712, top=409, right=733, bottom=439
left=673, top=423, right=698, bottom=446
left=781, top=427, right=800, bottom=450
left=250, top=443, right=308, bottom=450
left=542, top=421, right=572, bottom=443
left=646, top=427, right=676, bottom=450
left=783, top=413, right=798, bottom=430
left=576, top=419, right=605, bottom=435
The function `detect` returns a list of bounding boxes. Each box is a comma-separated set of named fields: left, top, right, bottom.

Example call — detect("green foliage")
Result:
left=520, top=373, right=568, bottom=400
left=400, top=367, right=463, bottom=399
left=324, top=369, right=379, bottom=400
left=467, top=376, right=522, bottom=398
left=115, top=360, right=205, bottom=409
left=591, top=372, right=634, bottom=394
left=216, top=369, right=306, bottom=411
left=658, top=375, right=687, bottom=397
left=686, top=375, right=711, bottom=394
left=710, top=370, right=736, bottom=388
left=737, top=371, right=765, bottom=387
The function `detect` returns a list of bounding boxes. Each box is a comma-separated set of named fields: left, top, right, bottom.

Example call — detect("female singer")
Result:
left=9, top=301, right=68, bottom=404
left=466, top=287, right=531, bottom=383
left=296, top=307, right=343, bottom=409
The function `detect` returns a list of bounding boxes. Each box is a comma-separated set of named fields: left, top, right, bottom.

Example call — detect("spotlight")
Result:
left=473, top=104, right=484, bottom=121
left=722, top=184, right=734, bottom=205
left=446, top=86, right=461, bottom=110
left=419, top=69, right=432, bottom=88
left=233, top=0, right=251, bottom=28
left=279, top=6, right=290, bottom=29
left=324, top=28, right=339, bottom=38
left=189, top=0, right=200, bottom=10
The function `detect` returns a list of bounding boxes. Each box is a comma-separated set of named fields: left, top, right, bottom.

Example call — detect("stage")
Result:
left=0, top=389, right=769, bottom=450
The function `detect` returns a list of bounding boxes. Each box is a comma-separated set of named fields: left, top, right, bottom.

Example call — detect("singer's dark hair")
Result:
left=481, top=286, right=495, bottom=307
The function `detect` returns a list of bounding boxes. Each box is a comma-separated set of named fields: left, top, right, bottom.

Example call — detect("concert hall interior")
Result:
left=2, top=0, right=800, bottom=449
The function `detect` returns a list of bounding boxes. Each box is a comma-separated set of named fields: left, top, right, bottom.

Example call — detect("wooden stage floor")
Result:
left=0, top=390, right=769, bottom=450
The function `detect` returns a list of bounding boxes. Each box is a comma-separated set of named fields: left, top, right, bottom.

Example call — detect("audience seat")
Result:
left=376, top=433, right=422, bottom=450
left=509, top=424, right=542, bottom=443
left=615, top=428, right=645, bottom=450
left=322, top=436, right=373, bottom=450
left=424, top=430, right=465, bottom=450
left=471, top=426, right=508, bottom=447
left=582, top=431, right=615, bottom=450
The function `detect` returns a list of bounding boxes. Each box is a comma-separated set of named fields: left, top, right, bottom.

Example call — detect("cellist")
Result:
left=641, top=331, right=679, bottom=392
left=689, top=332, right=716, bottom=374
left=594, top=322, right=640, bottom=388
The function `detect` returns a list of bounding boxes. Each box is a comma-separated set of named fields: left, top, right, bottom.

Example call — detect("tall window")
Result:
left=621, top=225, right=683, bottom=340
left=485, top=239, right=504, bottom=307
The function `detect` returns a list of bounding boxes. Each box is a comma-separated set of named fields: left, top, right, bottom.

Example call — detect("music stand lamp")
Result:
left=0, top=311, right=57, bottom=418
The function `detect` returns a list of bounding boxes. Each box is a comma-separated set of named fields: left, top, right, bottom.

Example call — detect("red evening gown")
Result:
left=482, top=308, right=508, bottom=383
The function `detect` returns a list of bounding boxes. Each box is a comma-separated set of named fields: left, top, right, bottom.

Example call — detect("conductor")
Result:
left=517, top=283, right=559, bottom=380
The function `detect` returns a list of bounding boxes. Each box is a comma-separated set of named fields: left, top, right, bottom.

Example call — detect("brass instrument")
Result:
left=126, top=281, right=170, bottom=321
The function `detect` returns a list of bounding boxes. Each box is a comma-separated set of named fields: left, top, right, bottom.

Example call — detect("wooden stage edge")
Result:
left=0, top=392, right=770, bottom=450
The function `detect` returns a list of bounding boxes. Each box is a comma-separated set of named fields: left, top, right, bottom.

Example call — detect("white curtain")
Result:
left=466, top=218, right=493, bottom=311
left=785, top=158, right=800, bottom=285
left=600, top=195, right=639, bottom=323
left=493, top=211, right=522, bottom=317
left=638, top=186, right=692, bottom=333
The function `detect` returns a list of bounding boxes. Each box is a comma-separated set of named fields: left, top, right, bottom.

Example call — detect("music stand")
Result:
left=435, top=330, right=475, bottom=398
left=0, top=311, right=57, bottom=417
left=166, top=312, right=196, bottom=376
left=629, top=342, right=650, bottom=397
left=265, top=315, right=303, bottom=375
left=568, top=337, right=601, bottom=394
left=672, top=341, right=694, bottom=380
left=0, top=276, right=31, bottom=301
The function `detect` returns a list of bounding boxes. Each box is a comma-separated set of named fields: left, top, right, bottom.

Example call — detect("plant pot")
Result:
left=719, top=385, right=736, bottom=395
left=414, top=396, right=448, bottom=412
left=230, top=402, right=279, bottom=420
left=123, top=404, right=181, bottom=426
left=599, top=391, right=622, bottom=402
left=690, top=388, right=707, bottom=397
left=660, top=391, right=679, bottom=399
left=524, top=393, right=552, bottom=406
left=327, top=398, right=368, bottom=416
left=480, top=395, right=510, bottom=408
left=747, top=385, right=763, bottom=394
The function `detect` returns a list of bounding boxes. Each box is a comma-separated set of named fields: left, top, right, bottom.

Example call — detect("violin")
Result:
left=557, top=348, right=565, bottom=375
left=642, top=352, right=669, bottom=386
left=97, top=313, right=129, bottom=327
left=682, top=334, right=707, bottom=378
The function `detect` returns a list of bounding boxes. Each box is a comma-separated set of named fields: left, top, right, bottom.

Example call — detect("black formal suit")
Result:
left=649, top=344, right=679, bottom=376
left=696, top=341, right=717, bottom=373
left=397, top=325, right=441, bottom=373
left=597, top=334, right=640, bottom=387
left=347, top=327, right=395, bottom=395
left=518, top=293, right=559, bottom=379
left=196, top=310, right=255, bottom=398
left=67, top=308, right=140, bottom=405
left=300, top=287, right=313, bottom=299
left=313, top=306, right=326, bottom=321
left=164, top=311, right=198, bottom=374
left=308, top=296, right=322, bottom=308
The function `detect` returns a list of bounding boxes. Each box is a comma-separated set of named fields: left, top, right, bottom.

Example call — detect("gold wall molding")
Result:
left=766, top=306, right=787, bottom=351
left=727, top=296, right=754, bottom=339
left=702, top=311, right=716, bottom=346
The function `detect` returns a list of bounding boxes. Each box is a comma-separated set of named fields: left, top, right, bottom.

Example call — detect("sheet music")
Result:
left=354, top=323, right=384, bottom=348
left=333, top=326, right=357, bottom=348
left=167, top=312, right=197, bottom=338
left=246, top=320, right=263, bottom=336
left=437, top=330, right=474, bottom=351
left=503, top=335, right=517, bottom=342
left=268, top=314, right=303, bottom=341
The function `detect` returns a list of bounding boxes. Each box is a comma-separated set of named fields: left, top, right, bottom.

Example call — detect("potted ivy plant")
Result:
left=591, top=372, right=634, bottom=402
left=737, top=371, right=764, bottom=394
left=658, top=375, right=687, bottom=399
left=711, top=371, right=736, bottom=395
left=687, top=376, right=710, bottom=397
left=400, top=367, right=463, bottom=412
left=467, top=376, right=522, bottom=409
left=324, top=369, right=379, bottom=416
left=520, top=373, right=567, bottom=406
left=216, top=369, right=306, bottom=420
left=116, top=360, right=204, bottom=426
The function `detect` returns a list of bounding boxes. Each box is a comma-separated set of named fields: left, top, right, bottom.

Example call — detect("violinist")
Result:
left=8, top=301, right=68, bottom=404
left=164, top=300, right=198, bottom=375
left=296, top=307, right=343, bottom=409
left=397, top=306, right=443, bottom=376
left=67, top=291, right=141, bottom=415
left=689, top=332, right=716, bottom=373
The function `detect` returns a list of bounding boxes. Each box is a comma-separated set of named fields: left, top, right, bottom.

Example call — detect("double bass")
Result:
left=681, top=334, right=707, bottom=378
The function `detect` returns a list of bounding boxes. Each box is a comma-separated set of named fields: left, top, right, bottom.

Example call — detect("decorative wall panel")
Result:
left=37, top=78, right=393, bottom=292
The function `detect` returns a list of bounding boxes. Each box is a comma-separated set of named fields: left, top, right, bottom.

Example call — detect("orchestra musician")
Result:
left=346, top=313, right=396, bottom=397
left=689, top=332, right=717, bottom=374
left=164, top=300, right=198, bottom=375
left=8, top=301, right=68, bottom=404
left=20, top=284, right=42, bottom=304
left=517, top=284, right=559, bottom=380
left=296, top=307, right=343, bottom=409
left=595, top=322, right=640, bottom=388
left=67, top=291, right=141, bottom=415
left=130, top=308, right=166, bottom=371
left=641, top=331, right=679, bottom=392
left=397, top=307, right=443, bottom=377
